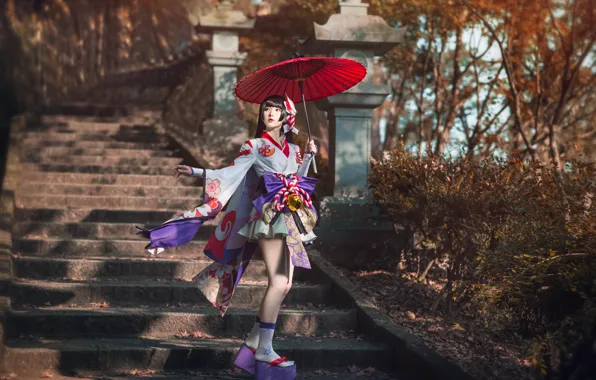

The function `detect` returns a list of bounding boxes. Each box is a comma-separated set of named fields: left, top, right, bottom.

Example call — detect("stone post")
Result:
left=194, top=1, right=256, bottom=168
left=302, top=0, right=407, bottom=255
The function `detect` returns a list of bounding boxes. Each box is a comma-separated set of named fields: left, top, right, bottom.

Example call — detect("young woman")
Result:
left=138, top=95, right=318, bottom=380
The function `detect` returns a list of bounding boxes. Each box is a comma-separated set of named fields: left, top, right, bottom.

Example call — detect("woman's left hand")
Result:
left=307, top=140, right=318, bottom=155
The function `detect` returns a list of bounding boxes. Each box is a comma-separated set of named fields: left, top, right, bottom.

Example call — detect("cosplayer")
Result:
left=137, top=94, right=318, bottom=380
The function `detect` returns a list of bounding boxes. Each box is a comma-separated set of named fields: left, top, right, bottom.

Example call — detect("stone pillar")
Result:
left=195, top=1, right=256, bottom=168
left=302, top=0, right=407, bottom=254
left=303, top=0, right=405, bottom=196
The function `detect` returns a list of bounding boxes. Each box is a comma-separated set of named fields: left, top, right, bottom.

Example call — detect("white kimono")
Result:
left=139, top=131, right=317, bottom=315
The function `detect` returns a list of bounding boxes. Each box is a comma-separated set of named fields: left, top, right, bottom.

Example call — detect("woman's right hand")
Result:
left=172, top=165, right=193, bottom=178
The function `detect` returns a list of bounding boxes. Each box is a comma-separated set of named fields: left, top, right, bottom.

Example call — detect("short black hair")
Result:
left=254, top=95, right=294, bottom=143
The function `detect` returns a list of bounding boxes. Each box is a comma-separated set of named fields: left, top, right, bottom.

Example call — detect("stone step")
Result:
left=23, top=131, right=166, bottom=142
left=10, top=280, right=328, bottom=308
left=21, top=163, right=176, bottom=176
left=13, top=238, right=207, bottom=258
left=44, top=123, right=158, bottom=134
left=15, top=222, right=213, bottom=240
left=22, top=146, right=177, bottom=158
left=17, top=183, right=203, bottom=197
left=15, top=208, right=183, bottom=224
left=21, top=155, right=182, bottom=167
left=40, top=114, right=158, bottom=127
left=7, top=306, right=354, bottom=339
left=13, top=257, right=268, bottom=282
left=21, top=140, right=172, bottom=151
left=3, top=336, right=393, bottom=375
left=35, top=119, right=157, bottom=133
left=16, top=194, right=199, bottom=210
left=28, top=122, right=158, bottom=131
left=75, top=369, right=402, bottom=380
left=20, top=172, right=197, bottom=186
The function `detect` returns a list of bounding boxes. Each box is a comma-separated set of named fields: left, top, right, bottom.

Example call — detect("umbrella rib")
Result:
left=312, top=68, right=339, bottom=100
left=246, top=72, right=277, bottom=103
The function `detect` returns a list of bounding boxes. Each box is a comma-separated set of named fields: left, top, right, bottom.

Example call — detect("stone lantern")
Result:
left=302, top=0, right=407, bottom=249
left=192, top=0, right=256, bottom=166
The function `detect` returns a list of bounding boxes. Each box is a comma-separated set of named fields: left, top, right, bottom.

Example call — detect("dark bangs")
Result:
left=262, top=95, right=286, bottom=122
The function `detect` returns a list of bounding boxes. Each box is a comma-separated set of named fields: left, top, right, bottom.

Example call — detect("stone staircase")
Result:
left=3, top=114, right=400, bottom=379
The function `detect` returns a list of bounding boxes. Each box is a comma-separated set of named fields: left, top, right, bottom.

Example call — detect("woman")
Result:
left=138, top=95, right=318, bottom=379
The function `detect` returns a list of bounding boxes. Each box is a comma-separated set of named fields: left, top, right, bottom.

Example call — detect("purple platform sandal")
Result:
left=233, top=344, right=257, bottom=374
left=255, top=357, right=296, bottom=380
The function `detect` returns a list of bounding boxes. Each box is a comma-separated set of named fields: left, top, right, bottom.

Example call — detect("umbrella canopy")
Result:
left=234, top=56, right=366, bottom=104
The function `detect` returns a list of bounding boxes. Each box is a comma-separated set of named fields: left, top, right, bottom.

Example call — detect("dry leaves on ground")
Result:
left=341, top=267, right=533, bottom=380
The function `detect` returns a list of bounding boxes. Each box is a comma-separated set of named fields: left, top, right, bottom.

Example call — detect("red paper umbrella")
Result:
left=235, top=56, right=366, bottom=104
left=235, top=56, right=366, bottom=173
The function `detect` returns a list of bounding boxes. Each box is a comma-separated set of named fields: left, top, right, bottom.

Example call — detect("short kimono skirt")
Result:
left=238, top=213, right=317, bottom=243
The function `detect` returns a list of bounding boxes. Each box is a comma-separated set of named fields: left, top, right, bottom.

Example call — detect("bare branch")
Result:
left=462, top=0, right=535, bottom=158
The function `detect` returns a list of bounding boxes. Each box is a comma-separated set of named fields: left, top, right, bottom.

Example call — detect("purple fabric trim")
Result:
left=136, top=217, right=213, bottom=250
left=190, top=167, right=194, bottom=176
left=259, top=322, right=276, bottom=330
left=252, top=172, right=317, bottom=213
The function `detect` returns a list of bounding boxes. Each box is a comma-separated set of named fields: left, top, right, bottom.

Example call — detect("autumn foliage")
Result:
left=370, top=143, right=595, bottom=378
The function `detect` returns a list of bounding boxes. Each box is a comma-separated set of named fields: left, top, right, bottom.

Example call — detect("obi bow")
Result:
left=253, top=172, right=317, bottom=234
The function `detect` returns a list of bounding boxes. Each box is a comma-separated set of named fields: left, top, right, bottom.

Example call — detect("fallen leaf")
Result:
left=40, top=371, right=53, bottom=378
left=348, top=364, right=360, bottom=373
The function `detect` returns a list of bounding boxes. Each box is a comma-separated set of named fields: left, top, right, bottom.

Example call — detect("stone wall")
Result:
left=0, top=113, right=24, bottom=372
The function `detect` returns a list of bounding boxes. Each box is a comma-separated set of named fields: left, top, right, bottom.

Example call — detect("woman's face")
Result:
left=263, top=106, right=283, bottom=132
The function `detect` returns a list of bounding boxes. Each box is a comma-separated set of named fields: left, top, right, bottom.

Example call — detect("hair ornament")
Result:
left=283, top=93, right=299, bottom=135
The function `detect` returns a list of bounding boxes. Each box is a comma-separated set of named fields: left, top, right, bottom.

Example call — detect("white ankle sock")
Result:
left=255, top=322, right=294, bottom=367
left=244, top=318, right=260, bottom=350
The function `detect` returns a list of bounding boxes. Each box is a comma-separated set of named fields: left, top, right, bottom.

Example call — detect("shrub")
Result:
left=369, top=143, right=595, bottom=378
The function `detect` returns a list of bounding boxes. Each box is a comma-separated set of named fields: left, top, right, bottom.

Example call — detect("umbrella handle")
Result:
left=299, top=81, right=318, bottom=174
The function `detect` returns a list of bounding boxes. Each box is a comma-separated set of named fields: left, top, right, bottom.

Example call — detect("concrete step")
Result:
left=15, top=222, right=213, bottom=240
left=21, top=163, right=177, bottom=176
left=17, top=183, right=203, bottom=197
left=4, top=336, right=393, bottom=375
left=13, top=257, right=269, bottom=282
left=32, top=124, right=159, bottom=135
left=13, top=238, right=207, bottom=258
left=40, top=115, right=158, bottom=128
left=20, top=172, right=197, bottom=186
left=7, top=306, right=353, bottom=339
left=15, top=208, right=184, bottom=224
left=73, top=369, right=402, bottom=380
left=10, top=280, right=328, bottom=308
left=21, top=155, right=182, bottom=167
left=22, top=146, right=177, bottom=158
left=16, top=194, right=200, bottom=210
left=35, top=120, right=158, bottom=133
left=21, top=140, right=172, bottom=151
left=23, top=131, right=166, bottom=142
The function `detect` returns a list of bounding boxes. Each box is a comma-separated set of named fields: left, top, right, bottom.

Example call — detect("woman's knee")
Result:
left=268, top=277, right=290, bottom=295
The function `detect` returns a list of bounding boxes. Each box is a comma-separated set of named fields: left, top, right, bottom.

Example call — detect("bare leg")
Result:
left=244, top=237, right=294, bottom=350
left=254, top=236, right=295, bottom=366
left=258, top=236, right=294, bottom=322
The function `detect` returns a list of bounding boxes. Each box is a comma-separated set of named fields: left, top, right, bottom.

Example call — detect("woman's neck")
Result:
left=265, top=129, right=285, bottom=146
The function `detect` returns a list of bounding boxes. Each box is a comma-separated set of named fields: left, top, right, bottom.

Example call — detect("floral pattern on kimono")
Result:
left=139, top=133, right=316, bottom=316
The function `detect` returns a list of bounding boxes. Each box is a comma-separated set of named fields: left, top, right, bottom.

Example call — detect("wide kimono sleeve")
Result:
left=200, top=140, right=258, bottom=214
left=136, top=140, right=258, bottom=255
